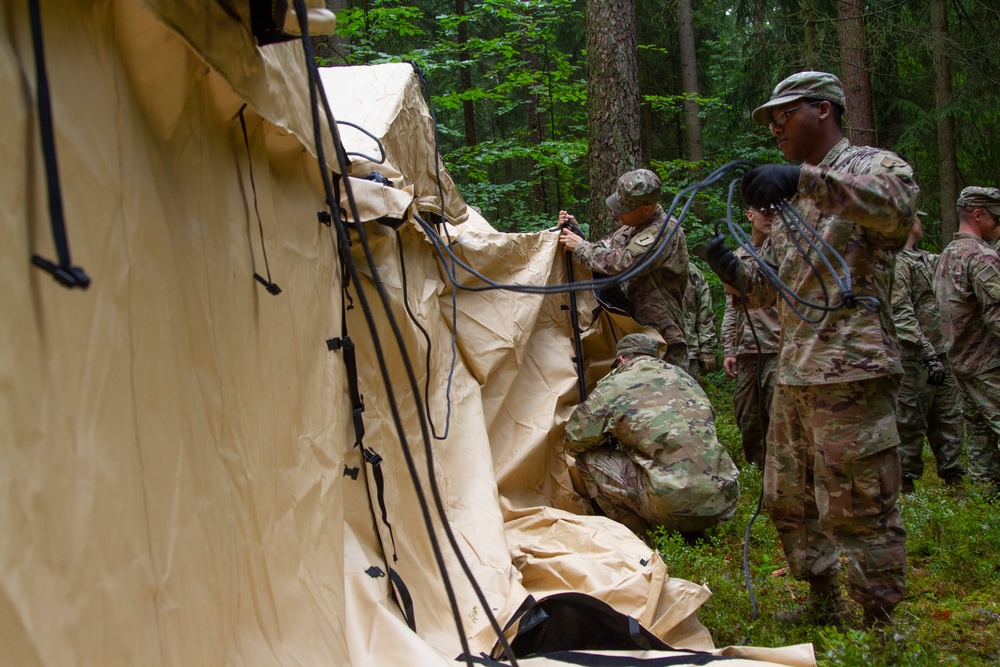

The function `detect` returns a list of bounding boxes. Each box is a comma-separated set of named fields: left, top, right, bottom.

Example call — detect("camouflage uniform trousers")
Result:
left=732, top=352, right=778, bottom=468
left=764, top=376, right=907, bottom=610
left=664, top=342, right=689, bottom=370
left=896, top=356, right=965, bottom=481
left=575, top=446, right=726, bottom=535
left=955, top=367, right=1000, bottom=484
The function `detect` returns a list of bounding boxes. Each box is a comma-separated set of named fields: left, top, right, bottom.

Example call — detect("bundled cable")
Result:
left=718, top=176, right=880, bottom=323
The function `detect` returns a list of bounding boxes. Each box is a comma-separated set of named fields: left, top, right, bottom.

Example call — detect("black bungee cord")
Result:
left=395, top=227, right=458, bottom=441
left=410, top=62, right=461, bottom=442
left=336, top=119, right=387, bottom=164
left=411, top=160, right=756, bottom=297
left=290, top=3, right=518, bottom=664
left=720, top=181, right=880, bottom=323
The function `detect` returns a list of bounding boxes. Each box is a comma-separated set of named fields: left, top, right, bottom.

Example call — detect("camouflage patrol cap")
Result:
left=956, top=186, right=1000, bottom=215
left=606, top=169, right=662, bottom=214
left=751, top=71, right=847, bottom=126
left=615, top=333, right=659, bottom=358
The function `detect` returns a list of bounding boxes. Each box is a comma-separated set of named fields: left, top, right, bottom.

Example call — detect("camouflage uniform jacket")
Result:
left=721, top=245, right=781, bottom=357
left=934, top=232, right=1000, bottom=379
left=564, top=356, right=739, bottom=518
left=574, top=207, right=689, bottom=346
left=683, top=262, right=718, bottom=358
left=736, top=138, right=918, bottom=385
left=891, top=247, right=944, bottom=361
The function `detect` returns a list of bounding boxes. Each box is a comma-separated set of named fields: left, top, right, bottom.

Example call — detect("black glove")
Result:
left=921, top=355, right=946, bottom=386
left=705, top=233, right=740, bottom=286
left=741, top=165, right=801, bottom=209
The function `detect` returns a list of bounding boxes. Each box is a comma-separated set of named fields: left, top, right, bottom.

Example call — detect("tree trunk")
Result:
left=524, top=36, right=547, bottom=212
left=456, top=0, right=477, bottom=147
left=802, top=0, right=817, bottom=69
left=586, top=0, right=642, bottom=239
left=314, top=0, right=349, bottom=65
left=837, top=0, right=876, bottom=146
left=930, top=0, right=959, bottom=242
left=753, top=0, right=766, bottom=40
left=677, top=0, right=703, bottom=162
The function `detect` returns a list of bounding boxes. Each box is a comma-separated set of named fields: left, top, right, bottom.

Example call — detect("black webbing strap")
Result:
left=474, top=648, right=735, bottom=667
left=361, top=447, right=399, bottom=563
left=360, top=440, right=414, bottom=630
left=322, top=171, right=418, bottom=635
left=326, top=320, right=415, bottom=628
left=463, top=654, right=508, bottom=666
left=388, top=568, right=416, bottom=631
left=563, top=251, right=587, bottom=402
left=27, top=0, right=89, bottom=289
left=521, top=652, right=739, bottom=666
left=326, top=328, right=365, bottom=446
left=235, top=104, right=281, bottom=295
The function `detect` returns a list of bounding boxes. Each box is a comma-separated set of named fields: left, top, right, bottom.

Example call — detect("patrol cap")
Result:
left=606, top=169, right=662, bottom=214
left=615, top=333, right=659, bottom=358
left=751, top=71, right=846, bottom=126
left=956, top=186, right=1000, bottom=215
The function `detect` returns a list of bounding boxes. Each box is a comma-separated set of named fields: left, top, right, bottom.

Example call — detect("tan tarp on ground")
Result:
left=1, top=2, right=815, bottom=665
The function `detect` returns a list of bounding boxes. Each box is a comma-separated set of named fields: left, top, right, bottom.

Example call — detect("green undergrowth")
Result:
left=650, top=374, right=1000, bottom=666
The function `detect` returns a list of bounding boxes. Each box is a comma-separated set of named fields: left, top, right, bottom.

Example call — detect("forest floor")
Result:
left=650, top=373, right=1000, bottom=666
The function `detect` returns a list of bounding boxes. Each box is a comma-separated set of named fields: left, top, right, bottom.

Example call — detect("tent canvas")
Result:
left=1, top=2, right=814, bottom=665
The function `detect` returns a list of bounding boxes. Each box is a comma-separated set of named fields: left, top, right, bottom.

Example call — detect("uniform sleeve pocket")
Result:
left=974, top=263, right=1000, bottom=301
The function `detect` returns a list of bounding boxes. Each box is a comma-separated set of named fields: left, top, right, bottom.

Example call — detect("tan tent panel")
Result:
left=1, top=1, right=814, bottom=665
left=320, top=63, right=476, bottom=226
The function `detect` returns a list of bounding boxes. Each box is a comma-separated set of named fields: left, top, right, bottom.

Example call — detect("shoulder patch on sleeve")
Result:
left=975, top=263, right=1000, bottom=301
left=627, top=227, right=659, bottom=256
left=868, top=151, right=914, bottom=180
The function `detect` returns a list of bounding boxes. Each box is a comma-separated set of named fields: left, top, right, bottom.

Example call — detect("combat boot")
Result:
left=862, top=604, right=894, bottom=630
left=942, top=473, right=964, bottom=487
left=774, top=572, right=850, bottom=626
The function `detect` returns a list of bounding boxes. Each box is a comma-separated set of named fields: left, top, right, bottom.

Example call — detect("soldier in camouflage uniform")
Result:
left=564, top=334, right=740, bottom=540
left=705, top=71, right=916, bottom=629
left=559, top=170, right=690, bottom=367
left=683, top=262, right=719, bottom=377
left=891, top=211, right=966, bottom=492
left=934, top=186, right=1000, bottom=498
left=722, top=206, right=781, bottom=468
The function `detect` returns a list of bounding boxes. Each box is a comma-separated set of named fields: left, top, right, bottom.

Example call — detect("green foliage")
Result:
left=327, top=0, right=1000, bottom=247
left=331, top=0, right=589, bottom=231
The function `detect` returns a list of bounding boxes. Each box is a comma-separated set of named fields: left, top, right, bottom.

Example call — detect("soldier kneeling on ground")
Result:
left=563, top=334, right=740, bottom=544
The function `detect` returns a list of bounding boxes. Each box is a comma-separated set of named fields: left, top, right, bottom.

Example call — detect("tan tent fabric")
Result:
left=320, top=63, right=474, bottom=225
left=1, top=2, right=814, bottom=665
left=143, top=0, right=339, bottom=171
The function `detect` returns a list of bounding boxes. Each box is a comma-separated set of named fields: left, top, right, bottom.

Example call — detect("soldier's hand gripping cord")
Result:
left=921, top=355, right=946, bottom=386
left=741, top=165, right=801, bottom=209
left=705, top=233, right=740, bottom=287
